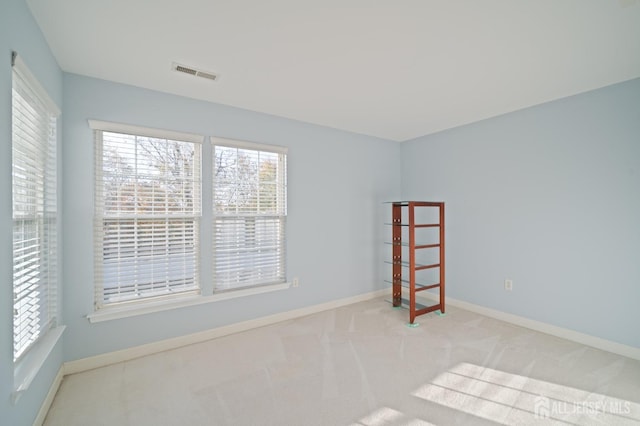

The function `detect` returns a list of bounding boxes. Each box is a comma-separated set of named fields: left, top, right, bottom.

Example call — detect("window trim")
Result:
left=86, top=281, right=290, bottom=323
left=12, top=326, right=65, bottom=404
left=91, top=120, right=204, bottom=309
left=87, top=125, right=292, bottom=321
left=88, top=120, right=204, bottom=144
left=212, top=136, right=288, bottom=154
left=12, top=53, right=61, bottom=117
left=212, top=136, right=288, bottom=293
left=11, top=51, right=62, bottom=399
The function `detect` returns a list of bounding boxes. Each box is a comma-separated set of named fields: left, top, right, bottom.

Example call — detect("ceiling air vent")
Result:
left=172, top=62, right=218, bottom=81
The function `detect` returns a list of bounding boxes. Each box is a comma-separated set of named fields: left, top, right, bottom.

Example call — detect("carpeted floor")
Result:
left=44, top=297, right=640, bottom=425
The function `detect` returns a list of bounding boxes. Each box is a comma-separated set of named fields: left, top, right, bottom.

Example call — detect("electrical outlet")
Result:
left=504, top=279, right=513, bottom=291
left=292, top=277, right=299, bottom=287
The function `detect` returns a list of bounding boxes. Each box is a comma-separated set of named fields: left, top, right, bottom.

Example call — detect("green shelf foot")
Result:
left=406, top=322, right=420, bottom=328
left=435, top=310, right=446, bottom=316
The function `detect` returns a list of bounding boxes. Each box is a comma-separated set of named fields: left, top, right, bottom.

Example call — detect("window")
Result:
left=213, top=138, right=287, bottom=291
left=92, top=121, right=203, bottom=308
left=12, top=53, right=60, bottom=362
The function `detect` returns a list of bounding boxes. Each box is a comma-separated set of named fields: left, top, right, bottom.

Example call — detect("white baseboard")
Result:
left=32, top=366, right=64, bottom=426
left=64, top=288, right=387, bottom=375
left=417, top=293, right=640, bottom=361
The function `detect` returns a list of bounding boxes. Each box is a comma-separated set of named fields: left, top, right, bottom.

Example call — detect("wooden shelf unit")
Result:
left=387, top=201, right=445, bottom=324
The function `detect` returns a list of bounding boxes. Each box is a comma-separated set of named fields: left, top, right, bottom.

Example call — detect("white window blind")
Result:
left=213, top=138, right=287, bottom=291
left=92, top=121, right=203, bottom=308
left=12, top=53, right=60, bottom=362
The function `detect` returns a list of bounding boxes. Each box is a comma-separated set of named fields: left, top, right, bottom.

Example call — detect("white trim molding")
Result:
left=88, top=119, right=204, bottom=144
left=32, top=366, right=64, bottom=426
left=211, top=135, right=288, bottom=154
left=12, top=52, right=61, bottom=116
left=68, top=288, right=387, bottom=374
left=87, top=282, right=292, bottom=323
left=13, top=326, right=66, bottom=404
left=416, top=293, right=640, bottom=361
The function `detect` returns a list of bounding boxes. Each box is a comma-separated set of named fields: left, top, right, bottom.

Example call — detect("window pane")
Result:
left=101, top=218, right=198, bottom=304
left=12, top=59, right=58, bottom=362
left=95, top=128, right=202, bottom=307
left=213, top=141, right=287, bottom=291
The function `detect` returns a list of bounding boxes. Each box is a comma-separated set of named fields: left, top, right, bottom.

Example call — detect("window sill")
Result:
left=12, top=325, right=66, bottom=404
left=87, top=282, right=291, bottom=323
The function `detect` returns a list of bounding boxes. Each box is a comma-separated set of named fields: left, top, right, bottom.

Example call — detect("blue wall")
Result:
left=3, top=0, right=639, bottom=422
left=0, top=1, right=64, bottom=425
left=401, top=78, right=640, bottom=348
left=62, top=73, right=400, bottom=361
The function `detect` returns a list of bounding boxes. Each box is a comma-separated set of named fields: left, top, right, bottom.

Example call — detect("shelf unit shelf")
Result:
left=384, top=242, right=441, bottom=249
left=386, top=201, right=445, bottom=324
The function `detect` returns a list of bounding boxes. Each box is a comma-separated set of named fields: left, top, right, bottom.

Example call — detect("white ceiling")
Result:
left=27, top=0, right=640, bottom=141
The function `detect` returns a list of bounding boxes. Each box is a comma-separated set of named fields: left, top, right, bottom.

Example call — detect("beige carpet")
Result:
left=44, top=298, right=640, bottom=425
